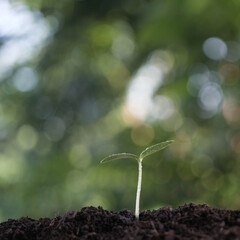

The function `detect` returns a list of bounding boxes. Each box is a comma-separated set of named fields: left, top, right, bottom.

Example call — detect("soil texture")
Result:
left=1, top=203, right=240, bottom=239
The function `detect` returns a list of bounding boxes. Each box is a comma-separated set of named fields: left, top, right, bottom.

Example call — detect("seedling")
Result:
left=100, top=140, right=174, bottom=219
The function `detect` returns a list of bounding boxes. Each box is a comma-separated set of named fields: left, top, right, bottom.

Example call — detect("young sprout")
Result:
left=100, top=140, right=174, bottom=219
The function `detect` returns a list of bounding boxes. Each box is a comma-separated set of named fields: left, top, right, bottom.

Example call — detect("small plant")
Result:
left=100, top=140, right=174, bottom=219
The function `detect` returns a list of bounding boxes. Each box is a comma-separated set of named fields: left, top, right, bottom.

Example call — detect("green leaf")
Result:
left=139, top=140, right=174, bottom=160
left=100, top=153, right=139, bottom=164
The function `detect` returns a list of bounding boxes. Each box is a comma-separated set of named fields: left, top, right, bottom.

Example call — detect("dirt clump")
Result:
left=1, top=203, right=240, bottom=239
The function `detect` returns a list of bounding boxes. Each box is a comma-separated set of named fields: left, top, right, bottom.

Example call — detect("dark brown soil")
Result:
left=1, top=203, right=240, bottom=239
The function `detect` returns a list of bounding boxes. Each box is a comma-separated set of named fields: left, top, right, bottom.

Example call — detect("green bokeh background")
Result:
left=0, top=0, right=240, bottom=221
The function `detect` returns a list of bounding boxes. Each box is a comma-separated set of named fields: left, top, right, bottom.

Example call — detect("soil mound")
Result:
left=1, top=203, right=240, bottom=239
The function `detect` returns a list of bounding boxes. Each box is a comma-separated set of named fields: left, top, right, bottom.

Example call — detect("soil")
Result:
left=1, top=203, right=240, bottom=239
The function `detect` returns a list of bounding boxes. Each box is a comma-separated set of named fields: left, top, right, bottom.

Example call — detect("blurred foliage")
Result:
left=0, top=0, right=240, bottom=221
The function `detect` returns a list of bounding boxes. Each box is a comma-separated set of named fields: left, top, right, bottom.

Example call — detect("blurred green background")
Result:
left=0, top=0, right=240, bottom=221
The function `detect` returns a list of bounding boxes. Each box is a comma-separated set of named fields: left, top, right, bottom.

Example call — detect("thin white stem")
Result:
left=135, top=158, right=142, bottom=219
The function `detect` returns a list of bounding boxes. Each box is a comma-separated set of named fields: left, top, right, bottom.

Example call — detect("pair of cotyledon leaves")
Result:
left=100, top=140, right=174, bottom=164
